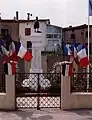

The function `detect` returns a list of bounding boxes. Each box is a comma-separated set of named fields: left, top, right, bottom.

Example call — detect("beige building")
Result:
left=62, top=24, right=92, bottom=54
left=63, top=24, right=92, bottom=43
left=62, top=24, right=92, bottom=72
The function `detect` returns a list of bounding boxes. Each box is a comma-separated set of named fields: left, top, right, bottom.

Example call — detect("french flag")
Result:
left=16, top=42, right=32, bottom=62
left=5, top=36, right=18, bottom=62
left=70, top=40, right=79, bottom=64
left=62, top=42, right=71, bottom=56
left=0, top=40, right=10, bottom=63
left=71, top=40, right=77, bottom=59
left=62, top=62, right=72, bottom=76
left=9, top=41, right=18, bottom=62
left=77, top=44, right=89, bottom=67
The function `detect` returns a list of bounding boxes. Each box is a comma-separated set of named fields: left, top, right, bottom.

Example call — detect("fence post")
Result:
left=60, top=73, right=61, bottom=109
left=37, top=73, right=40, bottom=110
left=0, top=75, right=15, bottom=110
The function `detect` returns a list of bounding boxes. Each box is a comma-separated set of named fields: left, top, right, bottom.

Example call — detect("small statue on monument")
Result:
left=34, top=16, right=41, bottom=33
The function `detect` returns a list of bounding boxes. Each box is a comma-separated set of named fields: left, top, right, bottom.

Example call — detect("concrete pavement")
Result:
left=0, top=109, right=92, bottom=120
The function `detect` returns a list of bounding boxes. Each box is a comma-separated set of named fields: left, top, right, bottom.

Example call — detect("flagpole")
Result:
left=87, top=5, right=90, bottom=92
left=88, top=16, right=90, bottom=61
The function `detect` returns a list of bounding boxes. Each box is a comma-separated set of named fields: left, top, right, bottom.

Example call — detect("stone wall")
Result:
left=61, top=75, right=92, bottom=110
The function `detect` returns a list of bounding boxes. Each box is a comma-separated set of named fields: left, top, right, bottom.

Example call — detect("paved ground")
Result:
left=0, top=109, right=92, bottom=120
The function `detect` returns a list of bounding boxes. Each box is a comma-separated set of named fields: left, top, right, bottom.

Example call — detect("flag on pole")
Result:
left=62, top=42, right=71, bottom=56
left=5, top=36, right=18, bottom=62
left=16, top=42, right=32, bottom=62
left=77, top=44, right=89, bottom=67
left=89, top=0, right=92, bottom=16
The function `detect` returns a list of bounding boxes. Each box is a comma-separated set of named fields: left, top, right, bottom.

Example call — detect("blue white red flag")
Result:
left=77, top=44, right=89, bottom=67
left=62, top=42, right=71, bottom=56
left=16, top=42, right=32, bottom=62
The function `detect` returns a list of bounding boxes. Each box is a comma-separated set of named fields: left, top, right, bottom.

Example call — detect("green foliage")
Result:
left=45, top=73, right=61, bottom=93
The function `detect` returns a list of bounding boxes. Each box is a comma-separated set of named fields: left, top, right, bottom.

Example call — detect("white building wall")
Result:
left=0, top=75, right=15, bottom=110
left=19, top=21, right=47, bottom=49
left=19, top=21, right=48, bottom=72
left=19, top=21, right=62, bottom=51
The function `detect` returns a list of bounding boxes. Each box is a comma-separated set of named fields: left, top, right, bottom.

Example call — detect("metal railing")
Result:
left=71, top=72, right=92, bottom=92
left=15, top=73, right=61, bottom=109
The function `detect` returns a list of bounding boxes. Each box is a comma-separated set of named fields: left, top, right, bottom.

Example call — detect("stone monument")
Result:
left=30, top=33, right=44, bottom=73
left=29, top=16, right=44, bottom=73
left=22, top=17, right=51, bottom=91
left=33, top=16, right=41, bottom=33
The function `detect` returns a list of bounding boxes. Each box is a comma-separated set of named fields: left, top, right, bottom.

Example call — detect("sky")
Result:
left=0, top=0, right=90, bottom=27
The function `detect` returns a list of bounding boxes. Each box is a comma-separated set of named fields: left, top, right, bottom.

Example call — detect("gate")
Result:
left=15, top=73, right=61, bottom=109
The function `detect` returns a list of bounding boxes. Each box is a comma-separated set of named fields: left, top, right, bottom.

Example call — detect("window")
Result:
left=48, top=40, right=59, bottom=46
left=72, top=29, right=74, bottom=32
left=54, top=34, right=61, bottom=38
left=25, top=28, right=31, bottom=36
left=47, top=26, right=61, bottom=33
left=71, top=33, right=75, bottom=39
left=48, top=40, right=53, bottom=46
left=89, top=31, right=91, bottom=37
left=47, top=40, right=59, bottom=51
left=27, top=41, right=32, bottom=52
left=85, top=43, right=88, bottom=47
left=1, top=29, right=9, bottom=36
left=85, top=43, right=92, bottom=55
left=81, top=32, right=84, bottom=35
left=46, top=34, right=61, bottom=38
left=85, top=31, right=91, bottom=38
left=46, top=34, right=53, bottom=38
left=85, top=31, right=88, bottom=37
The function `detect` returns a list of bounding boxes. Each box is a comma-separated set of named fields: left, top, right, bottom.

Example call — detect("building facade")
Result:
left=0, top=20, right=19, bottom=41
left=62, top=24, right=92, bottom=72
left=45, top=25, right=62, bottom=51
left=19, top=19, right=50, bottom=49
left=19, top=20, right=62, bottom=51
left=62, top=24, right=92, bottom=54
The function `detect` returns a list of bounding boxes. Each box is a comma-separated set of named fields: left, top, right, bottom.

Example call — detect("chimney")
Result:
left=0, top=13, right=1, bottom=20
left=27, top=13, right=30, bottom=20
left=69, top=25, right=72, bottom=28
left=16, top=11, right=18, bottom=20
left=27, top=13, right=32, bottom=20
